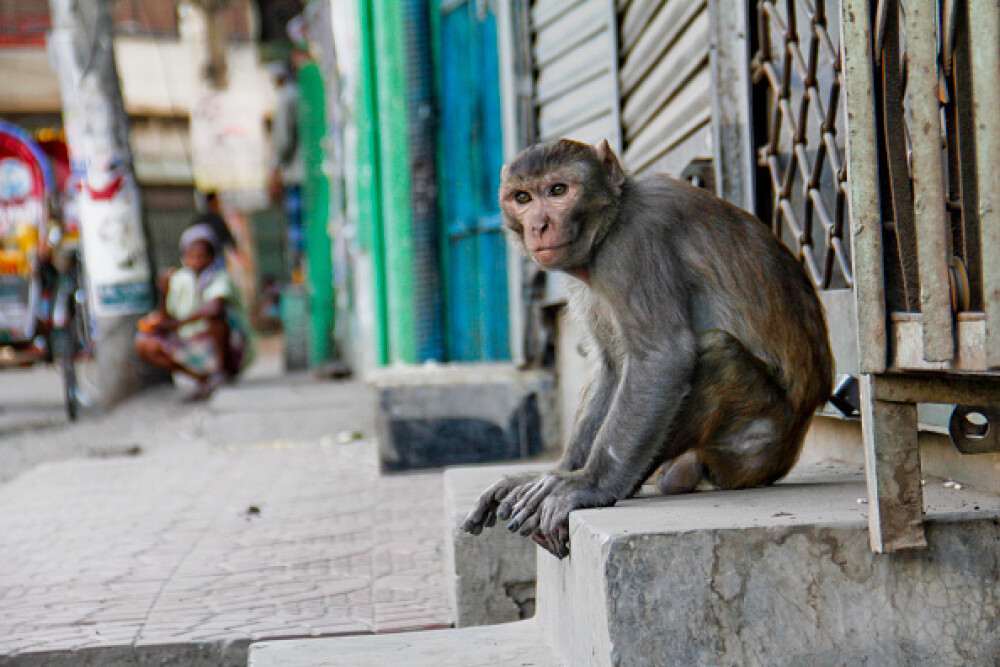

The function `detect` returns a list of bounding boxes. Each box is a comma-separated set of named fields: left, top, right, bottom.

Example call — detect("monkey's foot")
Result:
left=461, top=473, right=541, bottom=535
left=503, top=472, right=617, bottom=559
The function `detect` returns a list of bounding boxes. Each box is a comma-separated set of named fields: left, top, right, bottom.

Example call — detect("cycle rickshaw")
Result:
left=0, top=122, right=93, bottom=420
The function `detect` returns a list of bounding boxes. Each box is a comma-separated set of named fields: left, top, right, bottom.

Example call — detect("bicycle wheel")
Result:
left=60, top=312, right=79, bottom=421
left=57, top=260, right=88, bottom=421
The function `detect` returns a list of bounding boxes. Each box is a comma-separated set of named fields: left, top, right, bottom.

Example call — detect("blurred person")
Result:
left=135, top=224, right=252, bottom=401
left=268, top=60, right=305, bottom=274
left=253, top=274, right=283, bottom=333
left=192, top=190, right=235, bottom=254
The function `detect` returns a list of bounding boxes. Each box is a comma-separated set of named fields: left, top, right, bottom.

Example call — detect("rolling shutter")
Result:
left=618, top=0, right=713, bottom=175
left=531, top=0, right=622, bottom=150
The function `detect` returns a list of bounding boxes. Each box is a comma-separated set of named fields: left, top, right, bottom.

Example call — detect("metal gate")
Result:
left=749, top=0, right=1000, bottom=551
left=438, top=0, right=510, bottom=361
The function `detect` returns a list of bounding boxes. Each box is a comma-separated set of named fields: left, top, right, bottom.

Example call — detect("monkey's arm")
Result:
left=555, top=354, right=618, bottom=472
left=462, top=353, right=618, bottom=535
left=505, top=334, right=697, bottom=557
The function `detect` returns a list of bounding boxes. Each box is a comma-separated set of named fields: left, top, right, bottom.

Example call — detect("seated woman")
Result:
left=135, top=225, right=252, bottom=401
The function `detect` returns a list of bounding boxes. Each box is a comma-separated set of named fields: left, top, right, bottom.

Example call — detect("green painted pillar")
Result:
left=357, top=0, right=390, bottom=366
left=370, top=0, right=443, bottom=365
left=298, top=61, right=334, bottom=366
left=370, top=0, right=417, bottom=364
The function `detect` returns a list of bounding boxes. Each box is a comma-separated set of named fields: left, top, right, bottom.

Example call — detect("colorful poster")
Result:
left=76, top=149, right=152, bottom=315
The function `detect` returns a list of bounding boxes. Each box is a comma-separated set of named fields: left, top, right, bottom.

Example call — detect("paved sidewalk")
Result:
left=0, top=367, right=453, bottom=664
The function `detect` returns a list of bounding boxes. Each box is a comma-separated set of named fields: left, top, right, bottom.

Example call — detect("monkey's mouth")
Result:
left=531, top=240, right=574, bottom=257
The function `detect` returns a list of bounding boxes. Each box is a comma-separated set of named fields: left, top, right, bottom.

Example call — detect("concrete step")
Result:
left=371, top=364, right=557, bottom=473
left=249, top=461, right=1000, bottom=666
left=538, top=463, right=1000, bottom=665
left=443, top=463, right=549, bottom=627
left=249, top=618, right=560, bottom=667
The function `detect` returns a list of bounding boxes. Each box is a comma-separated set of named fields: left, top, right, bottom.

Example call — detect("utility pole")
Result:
left=194, top=0, right=230, bottom=89
left=48, top=0, right=159, bottom=407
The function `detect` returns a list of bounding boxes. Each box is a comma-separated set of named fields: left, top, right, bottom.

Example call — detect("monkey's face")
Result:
left=499, top=139, right=624, bottom=273
left=500, top=175, right=591, bottom=269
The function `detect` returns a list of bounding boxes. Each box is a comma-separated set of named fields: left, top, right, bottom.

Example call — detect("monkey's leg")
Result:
left=656, top=451, right=705, bottom=495
left=679, top=330, right=799, bottom=491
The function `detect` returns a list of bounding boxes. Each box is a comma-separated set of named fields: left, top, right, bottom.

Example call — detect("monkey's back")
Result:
left=622, top=174, right=834, bottom=416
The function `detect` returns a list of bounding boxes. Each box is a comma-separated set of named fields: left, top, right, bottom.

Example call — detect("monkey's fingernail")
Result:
left=507, top=521, right=519, bottom=532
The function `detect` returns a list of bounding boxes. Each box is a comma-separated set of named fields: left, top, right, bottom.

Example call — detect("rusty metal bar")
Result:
left=707, top=0, right=756, bottom=211
left=877, top=0, right=920, bottom=312
left=874, top=373, right=1000, bottom=405
left=905, top=0, right=955, bottom=362
left=949, top=3, right=982, bottom=312
left=860, top=374, right=927, bottom=553
left=840, top=0, right=887, bottom=373
left=969, top=0, right=1000, bottom=368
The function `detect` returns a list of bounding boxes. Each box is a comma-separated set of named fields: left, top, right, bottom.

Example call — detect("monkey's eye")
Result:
left=514, top=191, right=532, bottom=204
left=549, top=183, right=568, bottom=196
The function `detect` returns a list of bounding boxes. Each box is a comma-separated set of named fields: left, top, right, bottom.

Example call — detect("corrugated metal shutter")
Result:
left=531, top=0, right=622, bottom=150
left=618, top=0, right=712, bottom=175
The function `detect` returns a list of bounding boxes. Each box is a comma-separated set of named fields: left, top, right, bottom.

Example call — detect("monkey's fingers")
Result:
left=462, top=480, right=513, bottom=533
left=517, top=512, right=541, bottom=537
left=496, top=481, right=533, bottom=521
left=507, top=475, right=558, bottom=533
left=528, top=528, right=559, bottom=558
left=530, top=531, right=552, bottom=554
left=539, top=498, right=572, bottom=558
left=552, top=517, right=571, bottom=558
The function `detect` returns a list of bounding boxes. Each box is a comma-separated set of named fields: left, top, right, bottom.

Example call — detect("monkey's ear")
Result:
left=500, top=164, right=510, bottom=182
left=595, top=139, right=625, bottom=188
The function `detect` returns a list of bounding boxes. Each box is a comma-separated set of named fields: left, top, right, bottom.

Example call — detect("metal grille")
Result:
left=751, top=0, right=852, bottom=290
left=871, top=0, right=982, bottom=314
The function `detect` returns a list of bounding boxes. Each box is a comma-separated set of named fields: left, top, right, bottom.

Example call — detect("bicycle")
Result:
left=51, top=248, right=93, bottom=420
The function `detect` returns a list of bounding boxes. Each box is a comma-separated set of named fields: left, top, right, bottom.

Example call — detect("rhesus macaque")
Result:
left=462, top=139, right=833, bottom=558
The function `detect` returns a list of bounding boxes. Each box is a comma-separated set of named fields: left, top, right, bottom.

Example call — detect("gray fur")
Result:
left=464, top=139, right=834, bottom=558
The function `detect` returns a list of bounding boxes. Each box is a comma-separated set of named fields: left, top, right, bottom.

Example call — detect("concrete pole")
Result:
left=47, top=0, right=161, bottom=407
left=192, top=0, right=229, bottom=89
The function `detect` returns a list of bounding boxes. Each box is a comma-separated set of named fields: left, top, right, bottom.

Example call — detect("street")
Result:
left=0, top=338, right=452, bottom=664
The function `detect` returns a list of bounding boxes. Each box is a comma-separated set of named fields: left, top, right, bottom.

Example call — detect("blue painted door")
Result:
left=438, top=1, right=510, bottom=361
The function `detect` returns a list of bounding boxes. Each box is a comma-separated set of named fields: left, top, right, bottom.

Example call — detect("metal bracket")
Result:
left=949, top=405, right=1000, bottom=454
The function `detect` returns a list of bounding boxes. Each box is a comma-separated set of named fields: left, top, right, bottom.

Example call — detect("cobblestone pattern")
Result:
left=0, top=406, right=451, bottom=659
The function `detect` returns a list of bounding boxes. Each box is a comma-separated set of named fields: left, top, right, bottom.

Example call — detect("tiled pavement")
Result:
left=0, top=371, right=453, bottom=664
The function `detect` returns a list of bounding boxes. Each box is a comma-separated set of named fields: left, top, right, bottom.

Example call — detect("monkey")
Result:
left=462, top=139, right=834, bottom=558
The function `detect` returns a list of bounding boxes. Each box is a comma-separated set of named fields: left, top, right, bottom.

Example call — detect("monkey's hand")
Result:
left=461, top=473, right=541, bottom=535
left=502, top=472, right=617, bottom=559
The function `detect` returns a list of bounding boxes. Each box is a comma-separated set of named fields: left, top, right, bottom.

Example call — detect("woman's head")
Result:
left=179, top=224, right=218, bottom=273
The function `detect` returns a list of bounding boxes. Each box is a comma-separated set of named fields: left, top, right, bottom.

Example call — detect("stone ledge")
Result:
left=248, top=619, right=560, bottom=667
left=538, top=463, right=1000, bottom=666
